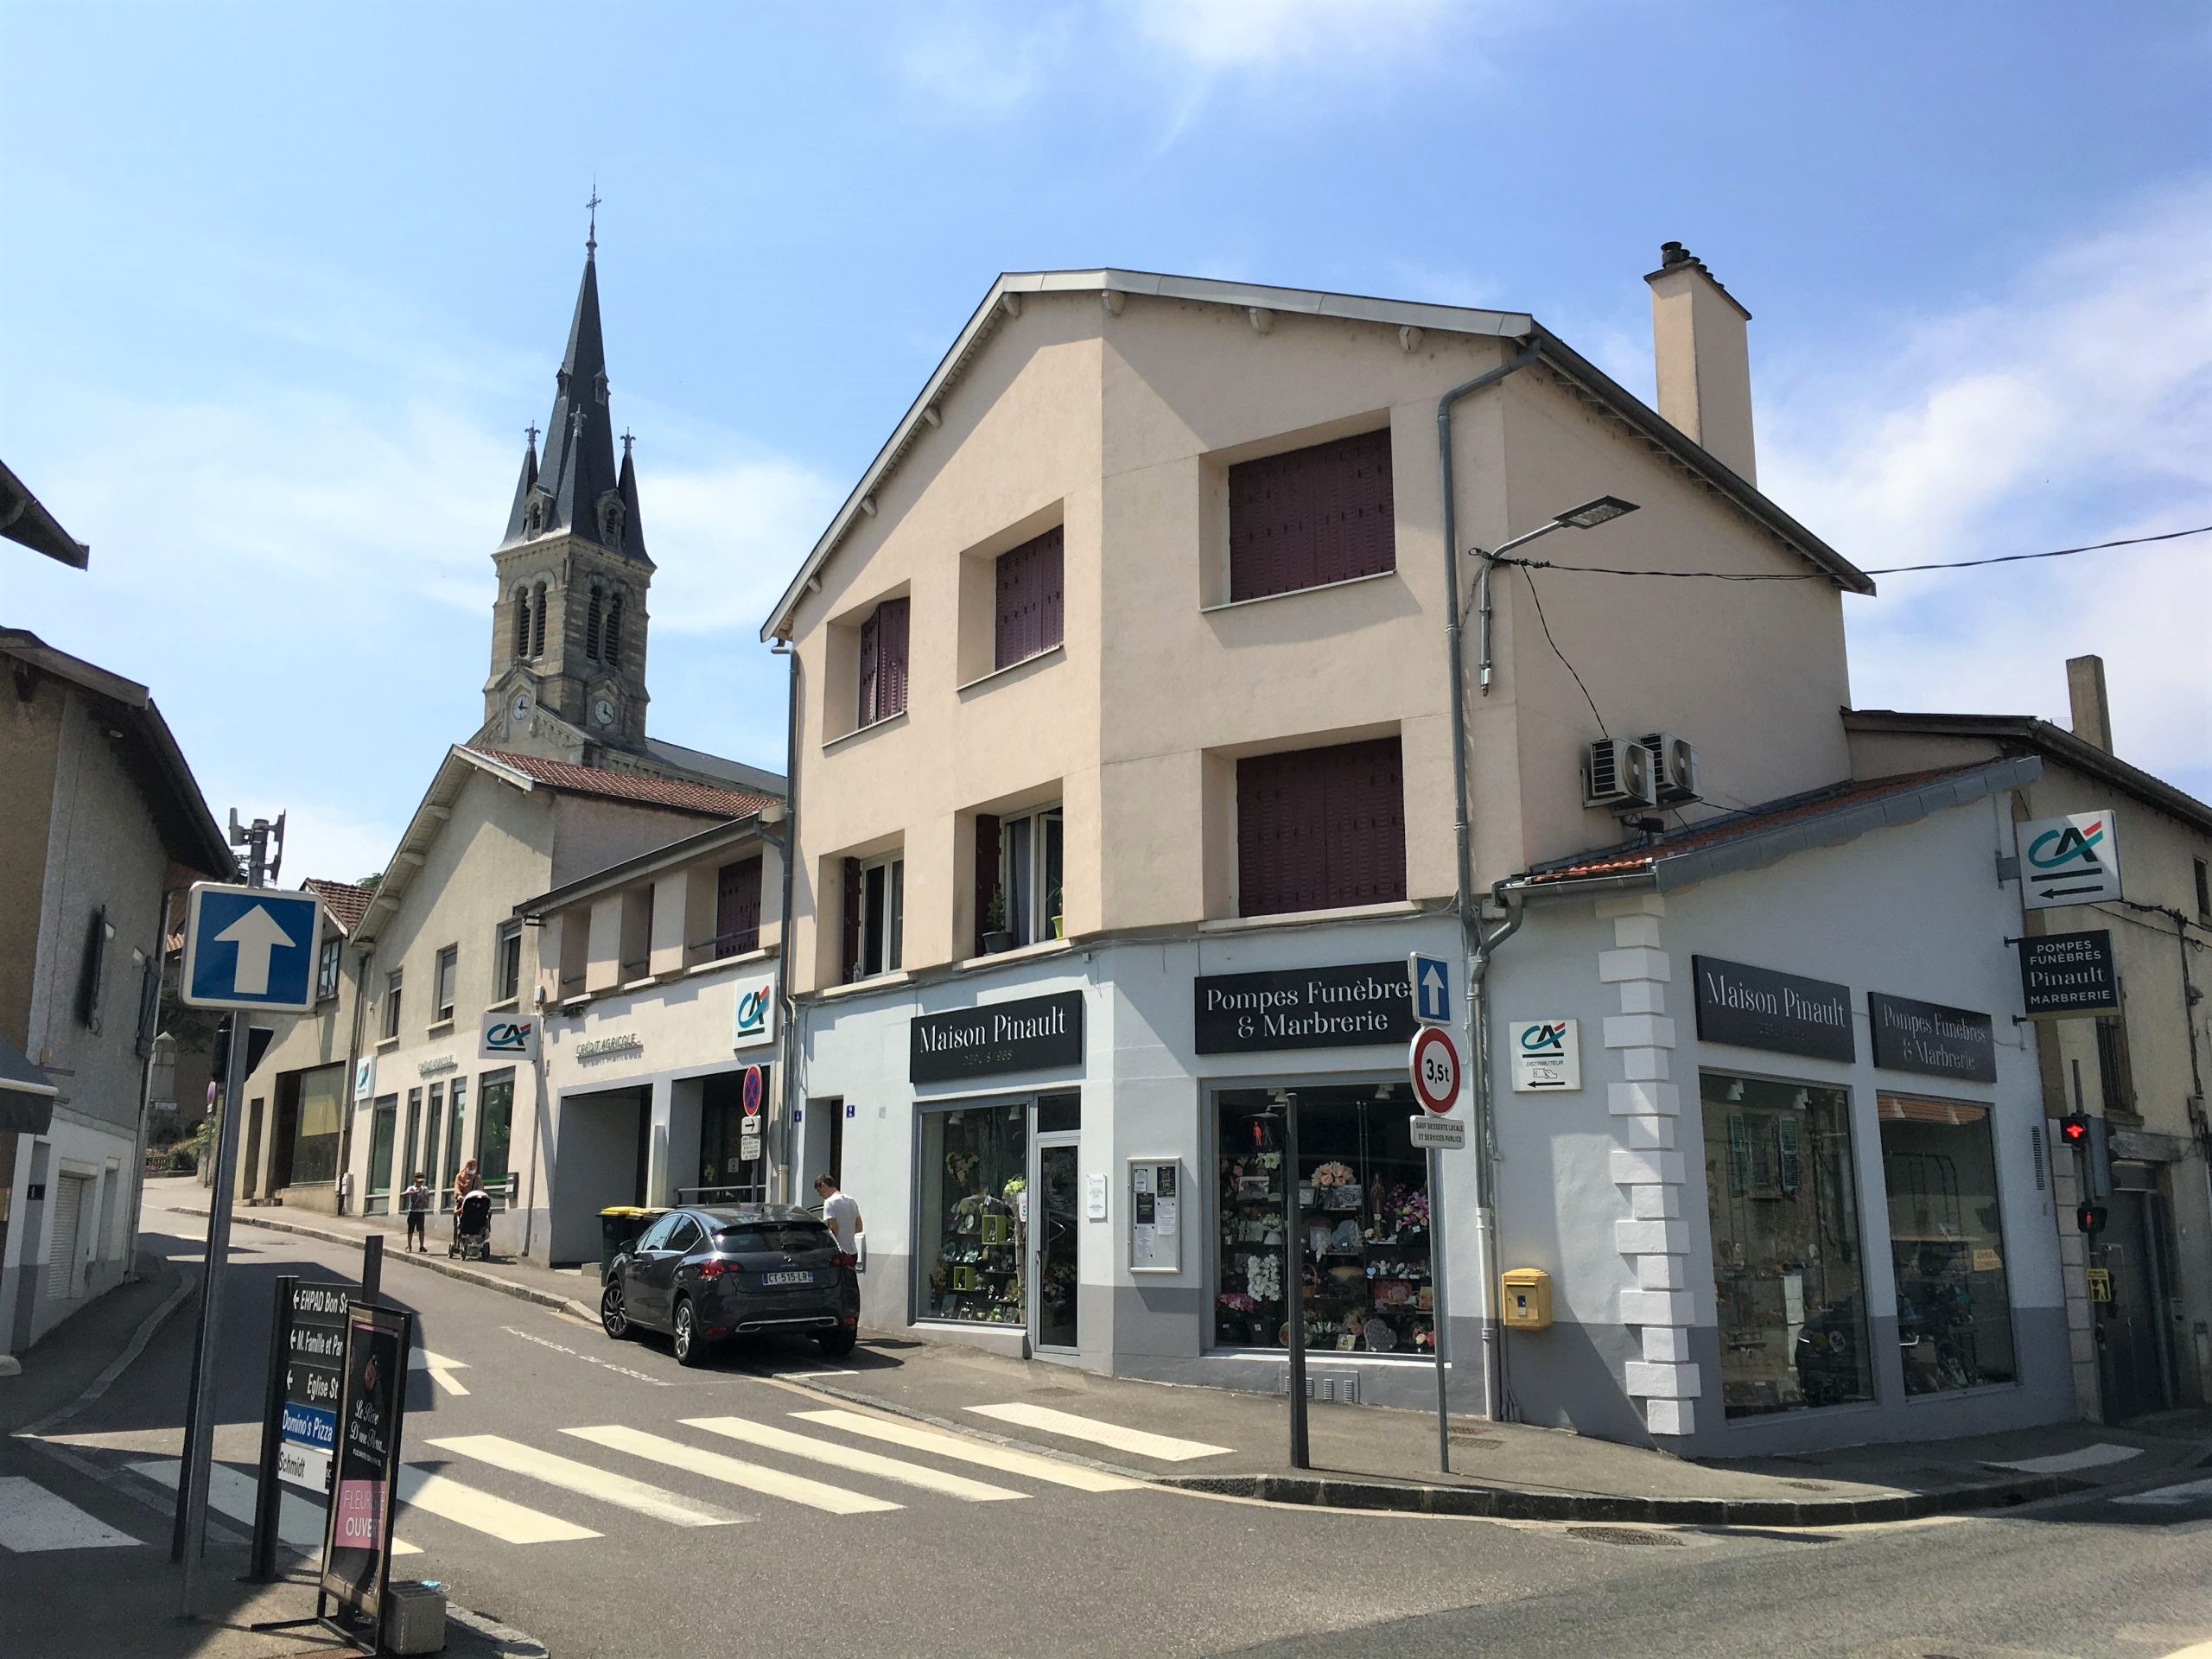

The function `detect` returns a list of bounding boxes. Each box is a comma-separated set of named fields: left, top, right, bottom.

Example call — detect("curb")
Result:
left=1154, top=1467, right=2082, bottom=1526
left=176, top=1206, right=601, bottom=1325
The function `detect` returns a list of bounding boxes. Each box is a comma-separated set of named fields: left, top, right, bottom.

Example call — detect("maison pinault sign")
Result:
left=1692, top=956, right=1855, bottom=1063
left=912, top=991, right=1084, bottom=1083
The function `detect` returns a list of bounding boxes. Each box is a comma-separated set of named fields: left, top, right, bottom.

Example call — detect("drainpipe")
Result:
left=1438, top=339, right=1541, bottom=1421
left=772, top=639, right=801, bottom=1205
left=334, top=944, right=372, bottom=1215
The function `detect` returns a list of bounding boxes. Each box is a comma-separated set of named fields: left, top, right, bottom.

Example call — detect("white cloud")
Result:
left=1131, top=0, right=1454, bottom=73
left=893, top=10, right=1077, bottom=118
left=645, top=454, right=845, bottom=637
left=1759, top=176, right=2212, bottom=796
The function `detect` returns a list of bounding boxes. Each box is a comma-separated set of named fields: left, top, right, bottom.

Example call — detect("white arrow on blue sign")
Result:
left=181, top=882, right=324, bottom=1014
left=1408, top=952, right=1453, bottom=1027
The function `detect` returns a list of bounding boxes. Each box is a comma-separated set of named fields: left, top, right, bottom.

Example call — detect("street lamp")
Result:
left=1473, top=495, right=1640, bottom=691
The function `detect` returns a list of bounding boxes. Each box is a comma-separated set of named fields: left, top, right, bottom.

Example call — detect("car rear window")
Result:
left=715, top=1224, right=834, bottom=1252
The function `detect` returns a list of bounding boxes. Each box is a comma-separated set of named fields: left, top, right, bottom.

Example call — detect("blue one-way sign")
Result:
left=182, top=883, right=324, bottom=1013
left=1408, top=952, right=1452, bottom=1027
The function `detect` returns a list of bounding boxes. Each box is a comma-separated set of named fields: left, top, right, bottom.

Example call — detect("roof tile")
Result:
left=302, top=878, right=375, bottom=935
left=467, top=747, right=775, bottom=819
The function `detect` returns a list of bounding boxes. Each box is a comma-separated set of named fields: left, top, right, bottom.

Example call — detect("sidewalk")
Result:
left=166, top=1185, right=2212, bottom=1528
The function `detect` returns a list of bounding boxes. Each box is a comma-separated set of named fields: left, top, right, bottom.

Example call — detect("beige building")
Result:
left=1850, top=657, right=2212, bottom=1421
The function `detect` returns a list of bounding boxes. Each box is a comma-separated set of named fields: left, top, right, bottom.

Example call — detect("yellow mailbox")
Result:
left=1499, top=1268, right=1553, bottom=1331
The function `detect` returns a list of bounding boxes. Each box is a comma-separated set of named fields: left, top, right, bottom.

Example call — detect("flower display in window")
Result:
left=1245, top=1253, right=1281, bottom=1304
left=1312, top=1161, right=1357, bottom=1189
left=1382, top=1185, right=1429, bottom=1235
left=1217, top=1292, right=1258, bottom=1313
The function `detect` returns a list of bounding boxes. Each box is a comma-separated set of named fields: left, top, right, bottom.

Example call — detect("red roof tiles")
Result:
left=302, top=878, right=375, bottom=935
left=1520, top=765, right=1993, bottom=885
left=466, top=747, right=776, bottom=819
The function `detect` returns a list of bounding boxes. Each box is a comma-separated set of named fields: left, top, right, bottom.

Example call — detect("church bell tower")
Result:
left=480, top=219, right=655, bottom=765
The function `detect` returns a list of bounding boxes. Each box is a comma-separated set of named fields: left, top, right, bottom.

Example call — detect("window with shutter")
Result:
left=857, top=612, right=880, bottom=726
left=715, top=857, right=764, bottom=958
left=876, top=597, right=910, bottom=718
left=1236, top=737, right=1405, bottom=918
left=1227, top=428, right=1395, bottom=602
left=841, top=856, right=862, bottom=982
left=994, top=527, right=1065, bottom=670
left=974, top=813, right=1001, bottom=956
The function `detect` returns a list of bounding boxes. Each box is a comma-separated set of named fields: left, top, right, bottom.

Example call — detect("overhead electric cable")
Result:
left=1489, top=522, right=2212, bottom=582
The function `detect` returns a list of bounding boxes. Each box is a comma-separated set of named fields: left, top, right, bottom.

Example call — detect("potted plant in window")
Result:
left=1048, top=887, right=1064, bottom=939
left=982, top=889, right=1015, bottom=955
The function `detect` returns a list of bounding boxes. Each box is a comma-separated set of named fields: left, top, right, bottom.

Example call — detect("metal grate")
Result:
left=1565, top=1526, right=1685, bottom=1547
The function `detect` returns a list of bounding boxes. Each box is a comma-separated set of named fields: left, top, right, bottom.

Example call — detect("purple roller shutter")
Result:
left=715, top=857, right=763, bottom=957
left=1236, top=737, right=1405, bottom=918
left=857, top=611, right=880, bottom=725
left=841, top=857, right=862, bottom=982
left=876, top=597, right=910, bottom=718
left=995, top=527, right=1065, bottom=670
left=1228, top=428, right=1396, bottom=603
left=973, top=813, right=1001, bottom=956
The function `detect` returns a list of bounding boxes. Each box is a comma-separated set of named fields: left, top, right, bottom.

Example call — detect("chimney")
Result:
left=2067, top=654, right=2113, bottom=753
left=1644, top=240, right=1758, bottom=485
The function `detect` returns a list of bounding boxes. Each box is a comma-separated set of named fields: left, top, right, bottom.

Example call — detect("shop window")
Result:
left=918, top=1103, right=1027, bottom=1326
left=422, top=1083, right=445, bottom=1195
left=857, top=596, right=910, bottom=728
left=495, top=921, right=523, bottom=1002
left=1236, top=737, right=1406, bottom=918
left=365, top=1095, right=397, bottom=1214
left=442, top=1077, right=468, bottom=1208
left=715, top=857, right=764, bottom=958
left=697, top=1070, right=766, bottom=1202
left=400, top=1090, right=423, bottom=1198
left=842, top=853, right=904, bottom=981
left=1878, top=1094, right=2017, bottom=1394
left=1213, top=1085, right=1434, bottom=1356
left=477, top=1069, right=514, bottom=1200
left=290, top=1064, right=346, bottom=1187
left=1702, top=1072, right=1871, bottom=1417
left=1228, top=428, right=1395, bottom=603
left=994, top=526, right=1065, bottom=670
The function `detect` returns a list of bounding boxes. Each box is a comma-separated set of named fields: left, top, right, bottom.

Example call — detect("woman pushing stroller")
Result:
left=448, top=1158, right=493, bottom=1260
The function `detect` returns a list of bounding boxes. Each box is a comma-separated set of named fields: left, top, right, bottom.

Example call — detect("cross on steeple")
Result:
left=586, top=183, right=601, bottom=254
left=525, top=423, right=539, bottom=448
left=620, top=429, right=635, bottom=459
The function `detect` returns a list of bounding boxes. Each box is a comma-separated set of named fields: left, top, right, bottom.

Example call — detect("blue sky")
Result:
left=6, top=1, right=2209, bottom=879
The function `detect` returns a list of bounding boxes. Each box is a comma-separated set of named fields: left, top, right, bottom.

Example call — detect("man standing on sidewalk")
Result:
left=399, top=1172, right=430, bottom=1254
left=814, top=1173, right=861, bottom=1254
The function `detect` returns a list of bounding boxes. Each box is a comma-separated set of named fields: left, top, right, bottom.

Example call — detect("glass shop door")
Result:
left=1033, top=1136, right=1082, bottom=1351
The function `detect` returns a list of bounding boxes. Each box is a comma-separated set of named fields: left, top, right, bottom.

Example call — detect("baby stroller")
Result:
left=449, top=1189, right=493, bottom=1262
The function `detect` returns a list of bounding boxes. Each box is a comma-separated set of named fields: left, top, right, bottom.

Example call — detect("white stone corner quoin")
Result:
left=1596, top=897, right=1700, bottom=1438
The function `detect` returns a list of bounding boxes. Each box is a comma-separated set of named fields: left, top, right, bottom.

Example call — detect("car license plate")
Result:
left=763, top=1270, right=812, bottom=1286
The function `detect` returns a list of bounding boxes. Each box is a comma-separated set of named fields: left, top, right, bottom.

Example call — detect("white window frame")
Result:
left=381, top=969, right=403, bottom=1040
left=999, top=804, right=1064, bottom=945
left=316, top=936, right=342, bottom=1001
left=494, top=921, right=524, bottom=1003
left=432, top=945, right=458, bottom=1026
left=858, top=853, right=905, bottom=978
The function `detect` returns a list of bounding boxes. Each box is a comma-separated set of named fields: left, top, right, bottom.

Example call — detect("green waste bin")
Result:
left=600, top=1206, right=667, bottom=1278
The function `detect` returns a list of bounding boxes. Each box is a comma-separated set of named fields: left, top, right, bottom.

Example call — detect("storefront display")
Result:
left=918, top=1102, right=1027, bottom=1325
left=1213, top=1086, right=1433, bottom=1356
left=1701, top=1071, right=1870, bottom=1417
left=1878, top=1093, right=2016, bottom=1393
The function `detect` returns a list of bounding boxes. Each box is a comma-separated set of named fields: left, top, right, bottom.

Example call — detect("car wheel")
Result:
left=672, top=1296, right=707, bottom=1367
left=600, top=1280, right=631, bottom=1340
left=815, top=1327, right=857, bottom=1357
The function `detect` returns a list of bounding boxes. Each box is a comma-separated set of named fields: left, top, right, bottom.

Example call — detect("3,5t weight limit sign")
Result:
left=1409, top=1027, right=1461, bottom=1115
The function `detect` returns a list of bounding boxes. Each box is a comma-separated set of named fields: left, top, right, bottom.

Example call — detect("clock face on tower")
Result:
left=510, top=690, right=533, bottom=723
left=593, top=696, right=616, bottom=728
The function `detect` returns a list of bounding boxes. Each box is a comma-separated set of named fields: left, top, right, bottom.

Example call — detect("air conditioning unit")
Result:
left=1637, top=732, right=1701, bottom=805
left=1583, top=739, right=1657, bottom=811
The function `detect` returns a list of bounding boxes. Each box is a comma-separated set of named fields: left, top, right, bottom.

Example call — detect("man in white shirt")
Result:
left=814, top=1174, right=862, bottom=1254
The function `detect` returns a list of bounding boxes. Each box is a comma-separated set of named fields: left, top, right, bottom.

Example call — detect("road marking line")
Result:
left=964, top=1402, right=1232, bottom=1462
left=410, top=1349, right=472, bottom=1397
left=2113, top=1477, right=2212, bottom=1507
left=0, top=1475, right=141, bottom=1552
left=563, top=1425, right=899, bottom=1516
left=499, top=1325, right=672, bottom=1388
left=683, top=1416, right=1026, bottom=1503
left=792, top=1409, right=1144, bottom=1492
left=30, top=1422, right=261, bottom=1461
left=1988, top=1441, right=2143, bottom=1475
left=128, top=1458, right=420, bottom=1556
left=427, top=1435, right=751, bottom=1528
left=396, top=1466, right=597, bottom=1544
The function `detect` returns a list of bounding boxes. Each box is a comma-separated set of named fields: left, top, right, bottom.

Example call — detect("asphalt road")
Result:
left=13, top=1188, right=2210, bottom=1659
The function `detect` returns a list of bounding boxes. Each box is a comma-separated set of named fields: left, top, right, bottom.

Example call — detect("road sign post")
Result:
left=1410, top=1026, right=1461, bottom=1114
left=1407, top=1024, right=1464, bottom=1473
left=1408, top=952, right=1452, bottom=1027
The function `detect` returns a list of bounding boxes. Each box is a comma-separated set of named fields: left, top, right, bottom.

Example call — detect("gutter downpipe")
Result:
left=774, top=640, right=802, bottom=1205
left=1438, top=339, right=1541, bottom=1421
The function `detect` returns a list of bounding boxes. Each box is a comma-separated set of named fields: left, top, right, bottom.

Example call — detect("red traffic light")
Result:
left=2059, top=1112, right=2090, bottom=1146
left=2076, top=1203, right=2107, bottom=1234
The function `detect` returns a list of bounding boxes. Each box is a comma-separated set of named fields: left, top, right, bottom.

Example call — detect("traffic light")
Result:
left=2077, top=1203, right=2107, bottom=1235
left=2059, top=1111, right=2090, bottom=1147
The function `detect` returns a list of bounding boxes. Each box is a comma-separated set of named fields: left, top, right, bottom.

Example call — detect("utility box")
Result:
left=1500, top=1268, right=1553, bottom=1331
left=383, top=1580, right=447, bottom=1654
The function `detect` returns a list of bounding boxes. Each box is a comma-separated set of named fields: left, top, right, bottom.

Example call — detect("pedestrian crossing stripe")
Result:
left=683, top=1416, right=1027, bottom=1503
left=2113, top=1477, right=2212, bottom=1507
left=428, top=1435, right=752, bottom=1528
left=0, top=1475, right=139, bottom=1553
left=563, top=1424, right=902, bottom=1516
left=964, top=1402, right=1233, bottom=1462
left=789, top=1409, right=1144, bottom=1492
left=397, top=1465, right=598, bottom=1544
left=127, top=1459, right=422, bottom=1556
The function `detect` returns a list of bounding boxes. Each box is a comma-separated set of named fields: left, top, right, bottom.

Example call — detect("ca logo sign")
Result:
left=485, top=1020, right=533, bottom=1052
left=735, top=987, right=771, bottom=1035
left=1519, top=1022, right=1568, bottom=1055
left=2027, top=819, right=2105, bottom=871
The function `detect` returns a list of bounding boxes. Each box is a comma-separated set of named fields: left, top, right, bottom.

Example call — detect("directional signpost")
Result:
left=1408, top=952, right=1452, bottom=1027
left=2018, top=810, right=2124, bottom=910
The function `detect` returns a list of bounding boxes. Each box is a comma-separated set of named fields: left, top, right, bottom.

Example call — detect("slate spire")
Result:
left=501, top=234, right=650, bottom=566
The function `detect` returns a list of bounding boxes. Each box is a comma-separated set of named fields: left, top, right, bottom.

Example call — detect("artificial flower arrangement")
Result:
left=1244, top=1253, right=1282, bottom=1303
left=1382, top=1185, right=1430, bottom=1235
left=1312, top=1161, right=1357, bottom=1188
left=1216, top=1292, right=1259, bottom=1313
left=1002, top=1175, right=1027, bottom=1201
left=1412, top=1324, right=1435, bottom=1351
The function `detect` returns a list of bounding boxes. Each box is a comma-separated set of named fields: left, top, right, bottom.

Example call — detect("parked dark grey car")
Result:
left=601, top=1205, right=859, bottom=1366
